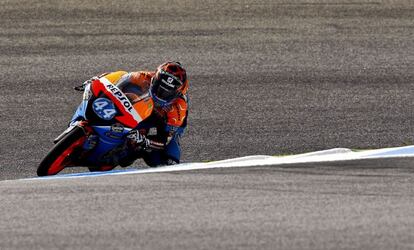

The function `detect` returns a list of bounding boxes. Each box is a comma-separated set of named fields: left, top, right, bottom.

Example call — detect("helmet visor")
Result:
left=151, top=71, right=182, bottom=103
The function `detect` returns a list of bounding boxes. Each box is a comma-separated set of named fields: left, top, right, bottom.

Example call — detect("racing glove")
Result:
left=126, top=130, right=150, bottom=151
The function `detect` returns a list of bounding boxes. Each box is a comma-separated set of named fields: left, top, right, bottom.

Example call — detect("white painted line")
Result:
left=21, top=145, right=414, bottom=181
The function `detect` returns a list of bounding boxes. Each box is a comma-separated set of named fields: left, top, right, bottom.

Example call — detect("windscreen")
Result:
left=116, top=81, right=148, bottom=105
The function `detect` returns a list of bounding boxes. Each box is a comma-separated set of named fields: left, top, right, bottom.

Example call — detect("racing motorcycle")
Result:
left=37, top=76, right=154, bottom=176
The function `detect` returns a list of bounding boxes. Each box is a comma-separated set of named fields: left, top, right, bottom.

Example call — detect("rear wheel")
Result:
left=37, top=126, right=86, bottom=176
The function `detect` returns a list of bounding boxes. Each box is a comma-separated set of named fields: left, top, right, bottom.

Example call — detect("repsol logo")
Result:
left=105, top=83, right=133, bottom=112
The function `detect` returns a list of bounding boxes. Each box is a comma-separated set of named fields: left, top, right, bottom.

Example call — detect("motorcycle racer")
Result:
left=77, top=61, right=189, bottom=168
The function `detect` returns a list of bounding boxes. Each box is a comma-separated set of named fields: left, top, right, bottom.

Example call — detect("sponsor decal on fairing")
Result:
left=98, top=77, right=143, bottom=124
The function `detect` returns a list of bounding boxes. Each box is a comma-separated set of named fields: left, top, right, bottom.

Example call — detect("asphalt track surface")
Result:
left=1, top=159, right=414, bottom=250
left=0, top=0, right=413, bottom=249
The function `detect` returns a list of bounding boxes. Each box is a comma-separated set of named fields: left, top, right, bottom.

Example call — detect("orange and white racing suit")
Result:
left=101, top=70, right=189, bottom=166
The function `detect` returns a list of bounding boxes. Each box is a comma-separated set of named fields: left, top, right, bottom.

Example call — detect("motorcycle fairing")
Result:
left=70, top=82, right=92, bottom=125
left=91, top=77, right=143, bottom=128
left=83, top=125, right=132, bottom=166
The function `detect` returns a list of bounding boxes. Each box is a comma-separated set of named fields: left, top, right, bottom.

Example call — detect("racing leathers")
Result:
left=96, top=70, right=188, bottom=167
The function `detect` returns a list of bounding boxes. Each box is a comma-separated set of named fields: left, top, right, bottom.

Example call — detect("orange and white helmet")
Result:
left=150, top=61, right=188, bottom=106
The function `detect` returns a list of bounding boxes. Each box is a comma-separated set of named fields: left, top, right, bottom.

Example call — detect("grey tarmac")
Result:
left=0, top=0, right=413, bottom=249
left=1, top=159, right=414, bottom=250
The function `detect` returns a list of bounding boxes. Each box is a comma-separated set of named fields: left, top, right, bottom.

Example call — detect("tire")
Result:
left=88, top=165, right=116, bottom=172
left=37, top=126, right=86, bottom=176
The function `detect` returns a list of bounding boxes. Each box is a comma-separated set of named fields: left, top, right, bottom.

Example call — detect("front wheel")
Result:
left=37, top=126, right=86, bottom=176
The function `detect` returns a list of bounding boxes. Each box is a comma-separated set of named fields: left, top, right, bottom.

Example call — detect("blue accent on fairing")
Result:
left=82, top=135, right=97, bottom=150
left=70, top=101, right=88, bottom=124
left=84, top=126, right=131, bottom=164
left=93, top=126, right=130, bottom=141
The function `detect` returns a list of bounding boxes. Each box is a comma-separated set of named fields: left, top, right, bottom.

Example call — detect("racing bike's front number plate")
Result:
left=92, top=98, right=117, bottom=120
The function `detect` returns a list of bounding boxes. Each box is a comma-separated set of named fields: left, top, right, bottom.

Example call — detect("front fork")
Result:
left=54, top=121, right=91, bottom=143
left=53, top=121, right=99, bottom=167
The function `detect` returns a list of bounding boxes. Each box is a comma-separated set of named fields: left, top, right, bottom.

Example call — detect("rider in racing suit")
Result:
left=83, top=61, right=189, bottom=167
